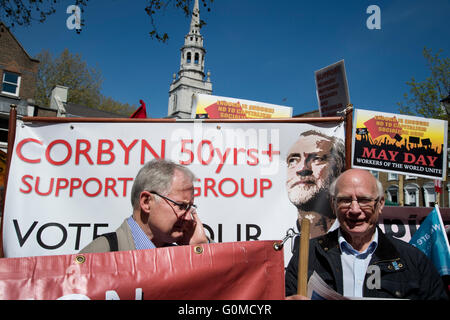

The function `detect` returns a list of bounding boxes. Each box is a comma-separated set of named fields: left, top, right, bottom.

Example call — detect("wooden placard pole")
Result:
left=297, top=218, right=310, bottom=296
left=344, top=104, right=353, bottom=170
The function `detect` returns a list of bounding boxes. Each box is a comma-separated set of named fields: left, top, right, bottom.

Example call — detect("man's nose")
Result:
left=349, top=199, right=363, bottom=211
left=178, top=208, right=194, bottom=220
left=295, top=159, right=312, bottom=176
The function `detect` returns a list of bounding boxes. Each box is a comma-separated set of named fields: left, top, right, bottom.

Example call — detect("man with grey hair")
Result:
left=81, top=159, right=209, bottom=252
left=286, top=129, right=345, bottom=238
left=286, top=168, right=448, bottom=300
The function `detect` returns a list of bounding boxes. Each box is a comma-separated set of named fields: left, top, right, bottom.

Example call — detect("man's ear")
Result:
left=139, top=191, right=153, bottom=213
left=377, top=196, right=385, bottom=215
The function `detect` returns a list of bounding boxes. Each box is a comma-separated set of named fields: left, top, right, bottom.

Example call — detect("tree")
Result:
left=145, top=0, right=213, bottom=42
left=397, top=47, right=450, bottom=120
left=0, top=0, right=213, bottom=43
left=35, top=48, right=136, bottom=116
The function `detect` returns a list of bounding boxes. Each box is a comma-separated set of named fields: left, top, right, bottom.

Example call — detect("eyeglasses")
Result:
left=149, top=191, right=196, bottom=213
left=334, top=196, right=380, bottom=210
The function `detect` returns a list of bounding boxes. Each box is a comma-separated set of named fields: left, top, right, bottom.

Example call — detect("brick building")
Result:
left=375, top=171, right=449, bottom=208
left=0, top=22, right=40, bottom=151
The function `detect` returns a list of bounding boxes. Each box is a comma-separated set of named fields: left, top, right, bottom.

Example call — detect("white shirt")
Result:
left=338, top=228, right=378, bottom=298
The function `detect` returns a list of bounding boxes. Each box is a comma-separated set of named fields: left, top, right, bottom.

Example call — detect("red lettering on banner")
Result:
left=233, top=147, right=246, bottom=164
left=376, top=150, right=388, bottom=161
left=404, top=153, right=415, bottom=164
left=195, top=177, right=273, bottom=198
left=83, top=178, right=102, bottom=197
left=362, top=147, right=376, bottom=159
left=97, top=139, right=115, bottom=165
left=204, top=178, right=218, bottom=197
left=247, top=148, right=259, bottom=165
left=46, top=140, right=72, bottom=165
left=218, top=178, right=239, bottom=197
left=260, top=179, right=272, bottom=197
left=198, top=140, right=214, bottom=165
left=241, top=178, right=257, bottom=197
left=261, top=144, right=280, bottom=162
left=105, top=177, right=118, bottom=197
left=16, top=138, right=43, bottom=163
left=19, top=175, right=134, bottom=198
left=427, top=156, right=438, bottom=167
left=19, top=175, right=33, bottom=193
left=415, top=154, right=427, bottom=166
left=388, top=151, right=399, bottom=161
left=117, top=139, right=138, bottom=165
left=35, top=176, right=53, bottom=196
left=117, top=177, right=133, bottom=196
left=141, top=139, right=166, bottom=164
left=180, top=139, right=194, bottom=165
left=177, top=140, right=277, bottom=172
left=70, top=178, right=82, bottom=196
left=15, top=138, right=166, bottom=166
left=55, top=178, right=69, bottom=196
left=75, top=140, right=93, bottom=165
left=214, top=148, right=231, bottom=173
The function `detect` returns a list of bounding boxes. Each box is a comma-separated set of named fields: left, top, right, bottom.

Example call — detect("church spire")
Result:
left=179, top=0, right=205, bottom=80
left=189, top=0, right=200, bottom=35
left=167, top=0, right=212, bottom=118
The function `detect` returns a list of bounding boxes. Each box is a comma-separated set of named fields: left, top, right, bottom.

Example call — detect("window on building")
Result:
left=388, top=172, right=398, bottom=181
left=2, top=71, right=21, bottom=96
left=0, top=117, right=8, bottom=144
left=187, top=52, right=191, bottom=63
left=194, top=53, right=199, bottom=64
left=387, top=185, right=399, bottom=204
left=423, top=182, right=436, bottom=207
left=404, top=184, right=419, bottom=206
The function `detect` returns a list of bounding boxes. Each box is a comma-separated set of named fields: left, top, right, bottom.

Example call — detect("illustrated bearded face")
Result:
left=286, top=135, right=335, bottom=210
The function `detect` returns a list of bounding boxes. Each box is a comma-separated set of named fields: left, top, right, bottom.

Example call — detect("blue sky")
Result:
left=8, top=0, right=450, bottom=118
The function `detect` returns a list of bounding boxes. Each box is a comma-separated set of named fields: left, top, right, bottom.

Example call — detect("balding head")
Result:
left=329, top=169, right=383, bottom=199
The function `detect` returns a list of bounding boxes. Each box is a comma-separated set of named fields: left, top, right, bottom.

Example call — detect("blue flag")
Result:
left=409, top=206, right=450, bottom=276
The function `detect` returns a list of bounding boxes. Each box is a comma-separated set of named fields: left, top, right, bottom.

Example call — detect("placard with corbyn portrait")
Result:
left=352, top=109, right=448, bottom=180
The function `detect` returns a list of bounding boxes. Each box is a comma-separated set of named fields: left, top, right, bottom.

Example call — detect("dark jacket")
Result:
left=285, top=227, right=448, bottom=300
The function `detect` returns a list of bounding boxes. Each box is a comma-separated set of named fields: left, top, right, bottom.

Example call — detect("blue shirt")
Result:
left=126, top=216, right=157, bottom=250
left=338, top=228, right=378, bottom=298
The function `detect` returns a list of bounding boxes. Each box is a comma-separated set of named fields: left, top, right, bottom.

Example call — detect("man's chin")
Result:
left=289, top=187, right=332, bottom=213
left=288, top=189, right=317, bottom=208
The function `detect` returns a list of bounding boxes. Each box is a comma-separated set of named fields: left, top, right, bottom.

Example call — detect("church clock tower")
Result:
left=167, top=0, right=212, bottom=118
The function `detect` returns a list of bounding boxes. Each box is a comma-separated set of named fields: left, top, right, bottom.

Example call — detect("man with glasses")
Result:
left=80, top=159, right=209, bottom=252
left=285, top=168, right=448, bottom=300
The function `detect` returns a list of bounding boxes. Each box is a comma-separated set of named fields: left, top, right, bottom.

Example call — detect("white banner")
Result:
left=3, top=120, right=344, bottom=266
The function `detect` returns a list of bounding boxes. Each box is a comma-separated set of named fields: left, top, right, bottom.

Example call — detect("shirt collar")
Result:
left=338, top=228, right=378, bottom=258
left=127, top=216, right=157, bottom=250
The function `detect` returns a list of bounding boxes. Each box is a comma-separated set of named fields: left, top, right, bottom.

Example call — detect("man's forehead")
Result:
left=170, top=169, right=194, bottom=191
left=336, top=174, right=377, bottom=195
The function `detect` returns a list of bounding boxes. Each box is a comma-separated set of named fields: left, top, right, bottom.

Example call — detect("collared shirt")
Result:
left=127, top=216, right=157, bottom=250
left=338, top=228, right=378, bottom=298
